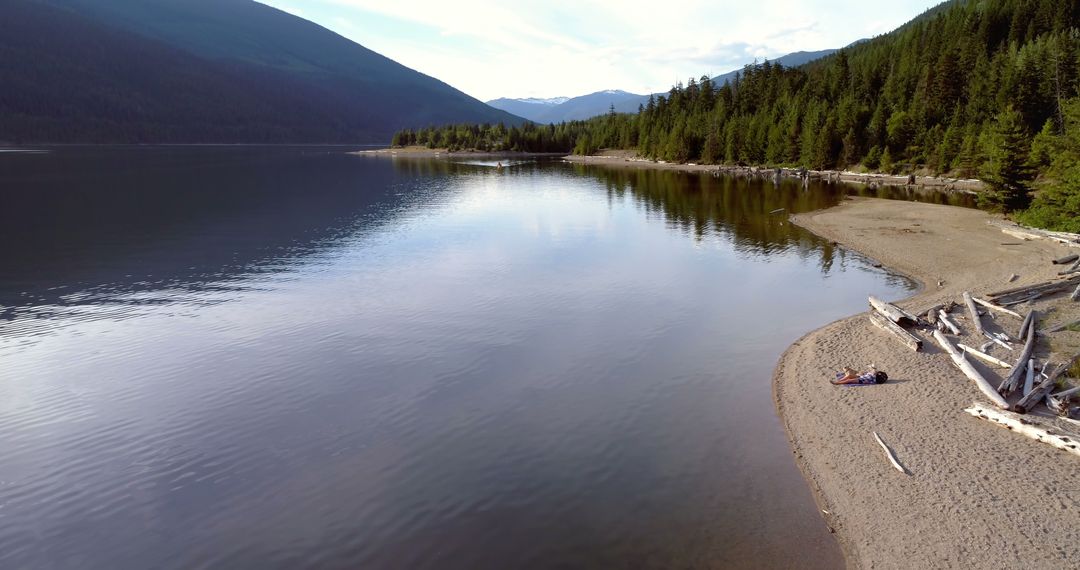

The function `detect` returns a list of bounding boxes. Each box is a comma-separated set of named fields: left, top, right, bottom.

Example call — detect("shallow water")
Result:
left=0, top=148, right=920, bottom=569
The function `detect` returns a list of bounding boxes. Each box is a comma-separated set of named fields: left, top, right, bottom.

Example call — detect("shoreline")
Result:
left=563, top=152, right=984, bottom=193
left=774, top=197, right=1080, bottom=569
left=353, top=147, right=565, bottom=159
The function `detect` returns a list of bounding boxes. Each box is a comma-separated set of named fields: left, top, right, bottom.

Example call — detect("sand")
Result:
left=777, top=197, right=1080, bottom=569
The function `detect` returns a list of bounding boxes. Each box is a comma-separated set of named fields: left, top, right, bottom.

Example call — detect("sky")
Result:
left=257, top=0, right=944, bottom=102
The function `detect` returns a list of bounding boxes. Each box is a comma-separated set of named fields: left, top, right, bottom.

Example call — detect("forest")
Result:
left=396, top=0, right=1080, bottom=231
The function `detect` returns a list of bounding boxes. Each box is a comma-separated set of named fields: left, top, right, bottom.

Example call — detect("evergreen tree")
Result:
left=979, top=107, right=1035, bottom=212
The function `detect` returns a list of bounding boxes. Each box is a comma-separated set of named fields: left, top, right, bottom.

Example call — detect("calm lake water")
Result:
left=0, top=147, right=948, bottom=569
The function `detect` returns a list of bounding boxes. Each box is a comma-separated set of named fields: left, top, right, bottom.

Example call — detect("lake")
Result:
left=0, top=147, right=940, bottom=568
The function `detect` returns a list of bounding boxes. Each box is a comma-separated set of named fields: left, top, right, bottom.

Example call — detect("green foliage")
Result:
left=979, top=107, right=1035, bottom=212
left=1016, top=98, right=1080, bottom=230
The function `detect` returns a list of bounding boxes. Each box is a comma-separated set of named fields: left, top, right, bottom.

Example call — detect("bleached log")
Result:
left=869, top=296, right=918, bottom=326
left=971, top=297, right=1022, bottom=319
left=1052, top=386, right=1080, bottom=399
left=1052, top=254, right=1080, bottom=265
left=933, top=330, right=1009, bottom=409
left=1008, top=273, right=1019, bottom=282
left=964, top=404, right=1080, bottom=458
left=1061, top=259, right=1080, bottom=275
left=958, top=344, right=1012, bottom=368
left=1023, top=359, right=1035, bottom=396
left=983, top=332, right=1013, bottom=351
left=1072, top=283, right=1080, bottom=302
left=869, top=312, right=922, bottom=352
left=963, top=292, right=985, bottom=336
left=872, top=431, right=908, bottom=474
left=1000, top=316, right=1036, bottom=396
left=938, top=310, right=961, bottom=335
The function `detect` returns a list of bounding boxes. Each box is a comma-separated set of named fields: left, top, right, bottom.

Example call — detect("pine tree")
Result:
left=980, top=107, right=1035, bottom=212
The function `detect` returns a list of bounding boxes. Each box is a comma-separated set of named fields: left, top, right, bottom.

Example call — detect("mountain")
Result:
left=0, top=0, right=522, bottom=144
left=485, top=97, right=570, bottom=122
left=489, top=90, right=650, bottom=124
left=711, top=49, right=838, bottom=86
left=488, top=49, right=842, bottom=124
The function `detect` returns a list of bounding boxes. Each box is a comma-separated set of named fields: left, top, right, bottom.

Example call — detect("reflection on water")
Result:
left=0, top=148, right=917, bottom=569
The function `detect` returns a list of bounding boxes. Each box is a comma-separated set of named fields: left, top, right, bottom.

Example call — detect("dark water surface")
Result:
left=0, top=148, right=922, bottom=569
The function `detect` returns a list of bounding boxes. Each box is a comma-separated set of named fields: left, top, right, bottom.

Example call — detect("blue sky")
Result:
left=258, top=0, right=943, bottom=101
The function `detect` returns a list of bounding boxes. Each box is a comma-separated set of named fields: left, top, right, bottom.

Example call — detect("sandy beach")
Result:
left=777, top=198, right=1080, bottom=569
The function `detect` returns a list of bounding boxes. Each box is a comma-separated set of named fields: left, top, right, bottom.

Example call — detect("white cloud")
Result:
left=260, top=0, right=943, bottom=100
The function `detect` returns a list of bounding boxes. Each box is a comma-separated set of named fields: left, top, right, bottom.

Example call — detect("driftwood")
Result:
left=1000, top=315, right=1037, bottom=396
left=869, top=312, right=923, bottom=352
left=1023, top=359, right=1035, bottom=396
left=1015, top=358, right=1077, bottom=413
left=987, top=275, right=1080, bottom=300
left=1052, top=385, right=1080, bottom=399
left=923, top=303, right=944, bottom=325
left=958, top=344, right=1012, bottom=368
left=971, top=297, right=1022, bottom=319
left=1000, top=293, right=1042, bottom=307
left=872, top=431, right=908, bottom=474
left=1072, top=283, right=1080, bottom=302
left=933, top=330, right=1009, bottom=409
left=964, top=403, right=1080, bottom=458
left=1046, top=319, right=1080, bottom=333
left=991, top=220, right=1080, bottom=249
left=963, top=292, right=985, bottom=336
left=1019, top=310, right=1035, bottom=341
left=938, top=310, right=961, bottom=335
left=1052, top=254, right=1080, bottom=265
left=869, top=296, right=919, bottom=326
left=1047, top=392, right=1069, bottom=415
left=983, top=332, right=1014, bottom=351
left=1061, top=259, right=1080, bottom=275
left=992, top=278, right=1080, bottom=305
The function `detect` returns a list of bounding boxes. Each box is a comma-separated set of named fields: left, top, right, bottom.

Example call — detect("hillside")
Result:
left=0, top=0, right=521, bottom=144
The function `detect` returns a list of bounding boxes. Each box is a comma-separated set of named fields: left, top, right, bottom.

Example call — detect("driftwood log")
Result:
left=963, top=292, right=985, bottom=336
left=964, top=403, right=1080, bottom=458
left=938, top=310, right=961, bottom=335
left=1023, top=359, right=1035, bottom=396
left=869, top=312, right=923, bottom=352
left=1052, top=254, right=1079, bottom=265
left=1015, top=357, right=1078, bottom=413
left=971, top=297, right=1023, bottom=319
left=958, top=344, right=1012, bottom=368
left=869, top=296, right=919, bottom=326
left=933, top=330, right=1009, bottom=409
left=1072, top=283, right=1080, bottom=302
left=1000, top=315, right=1037, bottom=396
left=1019, top=310, right=1035, bottom=341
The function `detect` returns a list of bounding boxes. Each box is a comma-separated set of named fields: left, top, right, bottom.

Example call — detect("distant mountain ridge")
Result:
left=0, top=0, right=522, bottom=143
left=488, top=48, right=843, bottom=124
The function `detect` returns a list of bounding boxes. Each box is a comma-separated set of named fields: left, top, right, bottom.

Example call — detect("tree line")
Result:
left=396, top=0, right=1080, bottom=231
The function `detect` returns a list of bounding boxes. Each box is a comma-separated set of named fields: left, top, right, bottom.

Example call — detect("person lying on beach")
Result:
left=831, top=366, right=888, bottom=385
